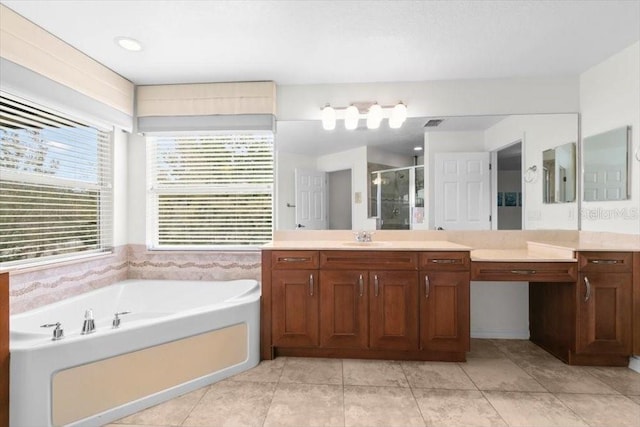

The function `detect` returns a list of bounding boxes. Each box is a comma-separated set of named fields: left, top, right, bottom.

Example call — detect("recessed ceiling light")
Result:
left=414, top=146, right=423, bottom=151
left=115, top=37, right=143, bottom=52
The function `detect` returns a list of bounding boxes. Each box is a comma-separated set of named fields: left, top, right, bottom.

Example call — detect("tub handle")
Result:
left=112, top=311, right=131, bottom=329
left=309, top=274, right=314, bottom=296
left=41, top=322, right=64, bottom=341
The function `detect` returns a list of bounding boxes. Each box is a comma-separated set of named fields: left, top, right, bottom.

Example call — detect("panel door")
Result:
left=369, top=270, right=419, bottom=351
left=295, top=168, right=327, bottom=229
left=272, top=270, right=319, bottom=347
left=577, top=272, right=632, bottom=355
left=434, top=152, right=491, bottom=230
left=420, top=271, right=470, bottom=352
left=319, top=270, right=368, bottom=349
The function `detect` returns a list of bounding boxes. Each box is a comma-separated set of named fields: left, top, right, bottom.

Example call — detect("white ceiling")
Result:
left=2, top=0, right=639, bottom=86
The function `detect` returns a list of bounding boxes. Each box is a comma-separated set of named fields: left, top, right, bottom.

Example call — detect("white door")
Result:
left=434, top=152, right=491, bottom=230
left=295, top=168, right=327, bottom=229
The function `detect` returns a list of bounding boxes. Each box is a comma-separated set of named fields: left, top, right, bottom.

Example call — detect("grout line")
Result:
left=178, top=384, right=210, bottom=427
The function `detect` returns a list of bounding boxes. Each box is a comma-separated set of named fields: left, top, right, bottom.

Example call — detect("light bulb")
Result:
left=366, top=104, right=383, bottom=129
left=321, top=105, right=336, bottom=130
left=345, top=105, right=359, bottom=130
left=390, top=102, right=407, bottom=127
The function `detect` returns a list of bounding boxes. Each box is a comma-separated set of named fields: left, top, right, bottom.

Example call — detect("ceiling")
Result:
left=2, top=1, right=639, bottom=86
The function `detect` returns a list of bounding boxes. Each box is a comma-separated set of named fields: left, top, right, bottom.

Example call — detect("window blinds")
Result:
left=0, top=93, right=113, bottom=266
left=147, top=133, right=274, bottom=248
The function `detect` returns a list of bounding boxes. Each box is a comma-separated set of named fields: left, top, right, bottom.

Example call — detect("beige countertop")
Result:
left=261, top=240, right=471, bottom=251
left=470, top=249, right=576, bottom=262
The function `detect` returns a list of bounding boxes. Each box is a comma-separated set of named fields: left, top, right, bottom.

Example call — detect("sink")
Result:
left=341, top=241, right=391, bottom=247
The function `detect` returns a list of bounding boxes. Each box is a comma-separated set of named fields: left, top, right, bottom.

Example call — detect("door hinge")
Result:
left=489, top=163, right=492, bottom=170
left=489, top=215, right=492, bottom=222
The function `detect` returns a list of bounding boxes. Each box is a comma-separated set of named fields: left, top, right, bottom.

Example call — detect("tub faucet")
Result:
left=41, top=322, right=64, bottom=341
left=81, top=309, right=96, bottom=335
left=112, top=311, right=131, bottom=329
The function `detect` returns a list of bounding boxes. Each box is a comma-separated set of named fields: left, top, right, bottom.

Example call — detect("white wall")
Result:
left=328, top=169, right=352, bottom=230
left=127, top=132, right=147, bottom=245
left=580, top=41, right=640, bottom=235
left=484, top=114, right=579, bottom=230
left=367, top=146, right=414, bottom=168
left=112, top=129, right=129, bottom=246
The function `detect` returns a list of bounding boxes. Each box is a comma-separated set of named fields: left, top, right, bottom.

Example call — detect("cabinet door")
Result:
left=320, top=270, right=368, bottom=349
left=272, top=270, right=319, bottom=347
left=577, top=272, right=632, bottom=355
left=420, top=271, right=470, bottom=352
left=369, top=270, right=419, bottom=351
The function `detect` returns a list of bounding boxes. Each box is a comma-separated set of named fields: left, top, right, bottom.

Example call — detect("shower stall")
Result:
left=369, top=165, right=424, bottom=230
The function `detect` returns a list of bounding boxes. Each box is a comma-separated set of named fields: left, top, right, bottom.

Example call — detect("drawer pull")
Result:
left=510, top=270, right=537, bottom=275
left=374, top=275, right=379, bottom=297
left=425, top=275, right=430, bottom=299
left=589, top=259, right=619, bottom=265
left=309, top=274, right=314, bottom=296
left=584, top=276, right=591, bottom=302
left=431, top=259, right=458, bottom=264
left=280, top=257, right=310, bottom=262
left=358, top=274, right=364, bottom=297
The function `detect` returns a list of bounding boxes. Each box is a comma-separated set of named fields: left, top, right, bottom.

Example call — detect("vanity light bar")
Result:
left=321, top=102, right=407, bottom=130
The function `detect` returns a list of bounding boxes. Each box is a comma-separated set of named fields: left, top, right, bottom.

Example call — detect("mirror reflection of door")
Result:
left=294, top=168, right=327, bottom=229
left=496, top=141, right=522, bottom=230
left=327, top=169, right=352, bottom=229
left=434, top=152, right=491, bottom=230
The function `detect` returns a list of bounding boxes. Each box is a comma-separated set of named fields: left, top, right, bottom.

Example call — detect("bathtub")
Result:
left=10, top=279, right=261, bottom=427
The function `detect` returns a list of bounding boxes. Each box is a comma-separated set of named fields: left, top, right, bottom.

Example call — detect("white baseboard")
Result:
left=470, top=330, right=530, bottom=339
left=629, top=356, right=640, bottom=373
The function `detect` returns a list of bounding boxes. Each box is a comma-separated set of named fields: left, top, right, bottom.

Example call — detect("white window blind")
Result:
left=0, top=93, right=113, bottom=267
left=147, top=133, right=274, bottom=249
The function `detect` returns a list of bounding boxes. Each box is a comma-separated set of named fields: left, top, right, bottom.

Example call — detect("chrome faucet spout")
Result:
left=81, top=309, right=95, bottom=335
left=354, top=231, right=373, bottom=242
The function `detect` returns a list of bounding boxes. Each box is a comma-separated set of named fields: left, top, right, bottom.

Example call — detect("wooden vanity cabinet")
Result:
left=263, top=249, right=470, bottom=361
left=419, top=252, right=470, bottom=354
left=1, top=272, right=8, bottom=427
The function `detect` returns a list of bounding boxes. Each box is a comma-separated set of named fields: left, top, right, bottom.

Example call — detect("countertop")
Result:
left=261, top=240, right=471, bottom=251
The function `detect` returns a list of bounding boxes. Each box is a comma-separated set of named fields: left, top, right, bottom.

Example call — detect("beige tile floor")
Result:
left=106, top=339, right=640, bottom=427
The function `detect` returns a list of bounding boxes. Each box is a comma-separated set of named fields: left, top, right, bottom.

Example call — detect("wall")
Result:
left=484, top=114, right=579, bottom=230
left=580, top=41, right=640, bottom=235
left=328, top=169, right=352, bottom=230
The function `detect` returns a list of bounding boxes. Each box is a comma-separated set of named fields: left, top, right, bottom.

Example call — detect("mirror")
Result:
left=583, top=126, right=631, bottom=201
left=276, top=113, right=579, bottom=231
left=542, top=142, right=576, bottom=203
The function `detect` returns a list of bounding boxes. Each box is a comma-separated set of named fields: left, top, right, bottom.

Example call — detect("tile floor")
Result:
left=107, top=339, right=640, bottom=427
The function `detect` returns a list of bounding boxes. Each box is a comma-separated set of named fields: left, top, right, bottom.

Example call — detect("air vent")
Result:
left=424, top=119, right=444, bottom=127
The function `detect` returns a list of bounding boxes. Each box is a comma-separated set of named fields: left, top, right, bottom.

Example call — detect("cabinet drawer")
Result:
left=579, top=252, right=632, bottom=273
left=419, top=252, right=470, bottom=271
left=271, top=251, right=319, bottom=269
left=320, top=251, right=418, bottom=270
left=471, top=262, right=577, bottom=282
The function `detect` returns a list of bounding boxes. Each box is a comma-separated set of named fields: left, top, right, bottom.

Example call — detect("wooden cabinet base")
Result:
left=531, top=338, right=629, bottom=367
left=274, top=347, right=466, bottom=362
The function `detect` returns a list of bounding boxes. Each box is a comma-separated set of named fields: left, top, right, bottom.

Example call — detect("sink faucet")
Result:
left=354, top=231, right=373, bottom=242
left=81, top=309, right=95, bottom=335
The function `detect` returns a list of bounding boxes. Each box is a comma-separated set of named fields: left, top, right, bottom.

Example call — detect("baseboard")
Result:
left=629, top=356, right=640, bottom=373
left=471, top=330, right=530, bottom=339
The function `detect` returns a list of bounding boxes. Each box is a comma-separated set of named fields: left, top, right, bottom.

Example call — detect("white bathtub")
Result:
left=10, top=279, right=261, bottom=427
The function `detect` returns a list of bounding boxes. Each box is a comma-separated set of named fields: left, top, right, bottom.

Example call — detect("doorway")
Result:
left=495, top=141, right=522, bottom=230
left=328, top=169, right=352, bottom=229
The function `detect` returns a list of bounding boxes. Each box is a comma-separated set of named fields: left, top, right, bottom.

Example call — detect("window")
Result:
left=0, top=93, right=113, bottom=267
left=147, top=133, right=274, bottom=249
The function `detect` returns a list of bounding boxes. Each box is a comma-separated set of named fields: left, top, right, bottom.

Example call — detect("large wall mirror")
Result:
left=542, top=142, right=576, bottom=204
left=583, top=126, right=631, bottom=201
left=275, top=113, right=580, bottom=231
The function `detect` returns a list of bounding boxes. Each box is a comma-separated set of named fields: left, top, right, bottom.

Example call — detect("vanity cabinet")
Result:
left=420, top=251, right=470, bottom=353
left=262, top=249, right=469, bottom=361
left=1, top=272, right=8, bottom=426
left=529, top=251, right=633, bottom=366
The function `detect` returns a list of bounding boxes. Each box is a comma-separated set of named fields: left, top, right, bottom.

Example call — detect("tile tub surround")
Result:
left=107, top=339, right=640, bottom=427
left=8, top=245, right=260, bottom=314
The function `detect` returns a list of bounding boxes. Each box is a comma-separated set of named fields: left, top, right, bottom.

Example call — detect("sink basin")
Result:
left=341, top=241, right=391, bottom=247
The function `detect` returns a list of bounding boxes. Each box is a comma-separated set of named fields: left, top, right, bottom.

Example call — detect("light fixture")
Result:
left=414, top=146, right=423, bottom=151
left=344, top=105, right=359, bottom=130
left=321, top=105, right=336, bottom=130
left=115, top=37, right=143, bottom=52
left=320, top=101, right=408, bottom=131
left=366, top=103, right=383, bottom=129
left=389, top=102, right=407, bottom=129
